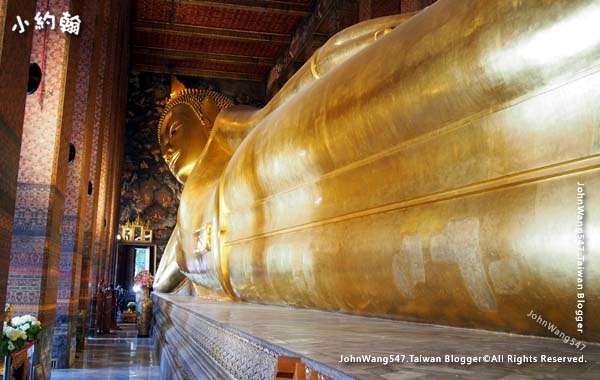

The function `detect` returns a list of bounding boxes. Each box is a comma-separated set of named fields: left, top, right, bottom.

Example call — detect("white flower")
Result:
left=7, top=341, right=14, bottom=351
left=5, top=326, right=25, bottom=341
left=18, top=323, right=30, bottom=332
left=10, top=329, right=26, bottom=341
left=10, top=314, right=40, bottom=330
left=4, top=325, right=15, bottom=338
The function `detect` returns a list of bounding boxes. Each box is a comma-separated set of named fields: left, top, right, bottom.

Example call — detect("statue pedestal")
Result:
left=152, top=293, right=600, bottom=380
left=151, top=294, right=362, bottom=379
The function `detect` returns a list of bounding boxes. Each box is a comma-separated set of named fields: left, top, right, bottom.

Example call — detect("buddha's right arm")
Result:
left=153, top=226, right=185, bottom=292
left=211, top=13, right=419, bottom=137
left=268, top=12, right=417, bottom=105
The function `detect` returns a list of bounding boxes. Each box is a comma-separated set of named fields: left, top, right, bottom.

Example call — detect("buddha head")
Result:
left=158, top=89, right=233, bottom=184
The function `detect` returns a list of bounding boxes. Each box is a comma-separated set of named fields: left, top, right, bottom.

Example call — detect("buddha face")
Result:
left=159, top=103, right=209, bottom=184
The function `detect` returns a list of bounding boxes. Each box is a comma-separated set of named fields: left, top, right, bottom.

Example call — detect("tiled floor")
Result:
left=51, top=324, right=161, bottom=380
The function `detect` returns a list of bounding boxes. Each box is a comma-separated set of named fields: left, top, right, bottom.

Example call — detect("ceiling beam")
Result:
left=173, top=0, right=312, bottom=17
left=132, top=46, right=275, bottom=66
left=312, top=33, right=329, bottom=46
left=132, top=64, right=265, bottom=82
left=134, top=20, right=292, bottom=44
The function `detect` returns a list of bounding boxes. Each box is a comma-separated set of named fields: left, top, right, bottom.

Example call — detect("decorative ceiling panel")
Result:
left=173, top=5, right=301, bottom=34
left=135, top=0, right=172, bottom=22
left=131, top=0, right=362, bottom=86
left=134, top=0, right=305, bottom=33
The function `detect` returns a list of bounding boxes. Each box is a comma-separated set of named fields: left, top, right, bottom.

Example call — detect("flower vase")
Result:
left=136, top=286, right=152, bottom=337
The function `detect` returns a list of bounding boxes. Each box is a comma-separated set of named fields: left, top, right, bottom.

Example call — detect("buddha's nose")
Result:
left=164, top=148, right=174, bottom=163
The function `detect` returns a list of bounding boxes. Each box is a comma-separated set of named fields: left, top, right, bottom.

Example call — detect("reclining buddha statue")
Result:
left=154, top=0, right=599, bottom=341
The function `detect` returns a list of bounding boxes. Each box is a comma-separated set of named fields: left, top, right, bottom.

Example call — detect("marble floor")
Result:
left=51, top=324, right=161, bottom=380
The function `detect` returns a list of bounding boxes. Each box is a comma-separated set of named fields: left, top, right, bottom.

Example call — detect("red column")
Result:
left=8, top=0, right=76, bottom=372
left=0, top=0, right=37, bottom=325
left=50, top=0, right=98, bottom=368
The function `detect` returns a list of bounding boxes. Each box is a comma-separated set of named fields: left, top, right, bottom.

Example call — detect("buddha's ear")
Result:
left=201, top=96, right=219, bottom=126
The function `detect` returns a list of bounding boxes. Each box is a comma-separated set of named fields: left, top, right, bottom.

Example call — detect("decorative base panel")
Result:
left=152, top=293, right=600, bottom=380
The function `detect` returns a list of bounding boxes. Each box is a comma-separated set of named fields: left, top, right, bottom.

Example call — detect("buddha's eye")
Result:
left=169, top=122, right=181, bottom=137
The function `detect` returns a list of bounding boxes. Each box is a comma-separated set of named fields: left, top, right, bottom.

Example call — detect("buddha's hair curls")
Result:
left=157, top=88, right=233, bottom=145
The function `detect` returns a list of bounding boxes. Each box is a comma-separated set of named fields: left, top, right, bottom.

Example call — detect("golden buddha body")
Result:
left=156, top=0, right=599, bottom=341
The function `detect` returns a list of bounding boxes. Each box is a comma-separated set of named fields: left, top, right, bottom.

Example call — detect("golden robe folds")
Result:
left=160, top=0, right=600, bottom=341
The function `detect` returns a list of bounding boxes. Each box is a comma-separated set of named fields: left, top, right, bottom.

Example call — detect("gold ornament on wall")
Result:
left=119, top=214, right=153, bottom=242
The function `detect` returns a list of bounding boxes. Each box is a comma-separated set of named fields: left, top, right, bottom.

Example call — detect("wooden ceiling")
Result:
left=130, top=0, right=359, bottom=89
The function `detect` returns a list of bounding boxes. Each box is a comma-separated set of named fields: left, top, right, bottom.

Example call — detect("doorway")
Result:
left=115, top=243, right=157, bottom=307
